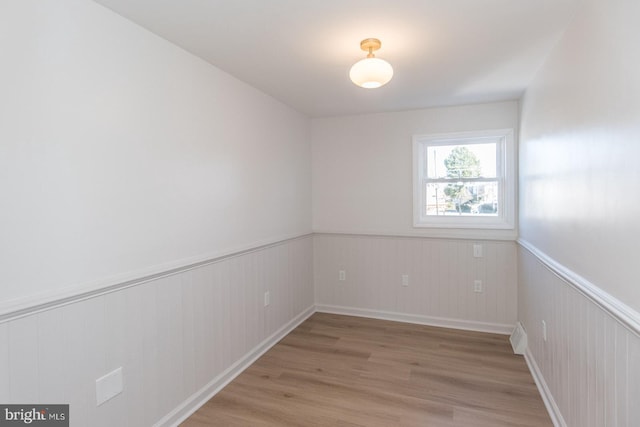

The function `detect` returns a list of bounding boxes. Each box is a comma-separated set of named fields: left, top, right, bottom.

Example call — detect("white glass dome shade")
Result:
left=349, top=38, right=394, bottom=88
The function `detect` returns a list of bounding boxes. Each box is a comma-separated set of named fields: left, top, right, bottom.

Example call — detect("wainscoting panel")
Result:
left=314, top=233, right=517, bottom=333
left=0, top=235, right=314, bottom=427
left=518, top=243, right=640, bottom=427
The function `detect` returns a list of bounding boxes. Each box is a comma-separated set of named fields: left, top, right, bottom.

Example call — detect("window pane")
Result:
left=426, top=143, right=497, bottom=179
left=425, top=181, right=499, bottom=216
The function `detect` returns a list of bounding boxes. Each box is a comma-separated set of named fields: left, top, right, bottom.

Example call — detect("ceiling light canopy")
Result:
left=349, top=38, right=393, bottom=89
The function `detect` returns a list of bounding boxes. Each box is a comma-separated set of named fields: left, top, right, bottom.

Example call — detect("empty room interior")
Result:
left=1, top=0, right=639, bottom=426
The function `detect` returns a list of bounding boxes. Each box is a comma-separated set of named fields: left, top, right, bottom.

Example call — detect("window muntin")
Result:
left=413, top=129, right=514, bottom=230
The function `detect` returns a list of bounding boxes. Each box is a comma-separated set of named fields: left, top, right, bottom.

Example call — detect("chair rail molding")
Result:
left=517, top=238, right=640, bottom=336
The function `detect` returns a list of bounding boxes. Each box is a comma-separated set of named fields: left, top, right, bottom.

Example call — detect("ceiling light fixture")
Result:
left=349, top=38, right=393, bottom=89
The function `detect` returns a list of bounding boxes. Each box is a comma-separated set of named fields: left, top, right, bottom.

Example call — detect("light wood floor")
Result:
left=181, top=313, right=552, bottom=427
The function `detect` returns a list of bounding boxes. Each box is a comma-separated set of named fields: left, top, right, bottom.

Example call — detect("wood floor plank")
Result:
left=181, top=313, right=552, bottom=426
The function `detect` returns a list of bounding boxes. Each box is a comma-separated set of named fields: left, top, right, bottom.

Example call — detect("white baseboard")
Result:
left=154, top=304, right=316, bottom=427
left=155, top=303, right=514, bottom=427
left=315, top=304, right=514, bottom=335
left=524, top=347, right=567, bottom=427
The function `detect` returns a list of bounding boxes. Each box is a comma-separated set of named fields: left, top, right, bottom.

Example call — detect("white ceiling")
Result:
left=93, top=0, right=578, bottom=117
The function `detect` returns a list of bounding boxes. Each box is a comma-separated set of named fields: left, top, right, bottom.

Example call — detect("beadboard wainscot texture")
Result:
left=518, top=242, right=640, bottom=427
left=517, top=0, right=640, bottom=425
left=314, top=233, right=517, bottom=334
left=0, top=236, right=314, bottom=427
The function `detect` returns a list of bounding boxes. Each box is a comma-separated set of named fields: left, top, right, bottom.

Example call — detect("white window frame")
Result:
left=412, top=129, right=515, bottom=230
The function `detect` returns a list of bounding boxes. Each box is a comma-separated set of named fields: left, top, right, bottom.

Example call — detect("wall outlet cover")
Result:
left=473, top=244, right=483, bottom=258
left=401, top=274, right=409, bottom=287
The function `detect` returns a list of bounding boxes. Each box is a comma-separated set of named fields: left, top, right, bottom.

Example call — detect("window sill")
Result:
left=413, top=218, right=514, bottom=230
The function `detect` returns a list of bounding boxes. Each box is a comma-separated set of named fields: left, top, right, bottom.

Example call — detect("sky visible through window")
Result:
left=427, top=143, right=496, bottom=179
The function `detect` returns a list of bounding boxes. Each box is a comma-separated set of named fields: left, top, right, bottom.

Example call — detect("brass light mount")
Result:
left=360, top=38, right=382, bottom=58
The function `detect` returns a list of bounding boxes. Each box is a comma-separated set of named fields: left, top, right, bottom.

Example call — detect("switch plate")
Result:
left=401, top=274, right=409, bottom=287
left=96, top=367, right=123, bottom=406
left=542, top=320, right=547, bottom=342
left=473, top=244, right=483, bottom=258
left=474, top=280, right=483, bottom=293
left=264, top=291, right=270, bottom=307
left=339, top=270, right=346, bottom=281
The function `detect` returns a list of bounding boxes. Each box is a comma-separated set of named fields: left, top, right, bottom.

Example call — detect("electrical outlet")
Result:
left=473, top=280, right=483, bottom=293
left=264, top=291, right=270, bottom=307
left=401, top=274, right=409, bottom=287
left=542, top=320, right=547, bottom=342
left=473, top=244, right=483, bottom=258
left=339, top=270, right=346, bottom=281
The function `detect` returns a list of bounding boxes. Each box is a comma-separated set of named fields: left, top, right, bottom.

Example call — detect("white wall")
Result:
left=0, top=0, right=312, bottom=312
left=311, top=103, right=520, bottom=331
left=519, top=0, right=640, bottom=313
left=311, top=101, right=519, bottom=240
left=315, top=234, right=517, bottom=333
left=0, top=236, right=314, bottom=427
left=0, top=2, right=314, bottom=426
left=519, top=0, right=640, bottom=425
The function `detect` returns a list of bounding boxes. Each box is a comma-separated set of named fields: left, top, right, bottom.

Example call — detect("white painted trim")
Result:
left=0, top=233, right=313, bottom=323
left=313, top=230, right=517, bottom=242
left=412, top=128, right=516, bottom=231
left=315, top=304, right=514, bottom=335
left=509, top=321, right=527, bottom=355
left=524, top=347, right=567, bottom=427
left=517, top=238, right=640, bottom=336
left=155, top=304, right=316, bottom=427
left=0, top=230, right=524, bottom=323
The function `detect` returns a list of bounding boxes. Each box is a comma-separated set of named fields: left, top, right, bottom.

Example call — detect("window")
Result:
left=413, top=129, right=515, bottom=229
